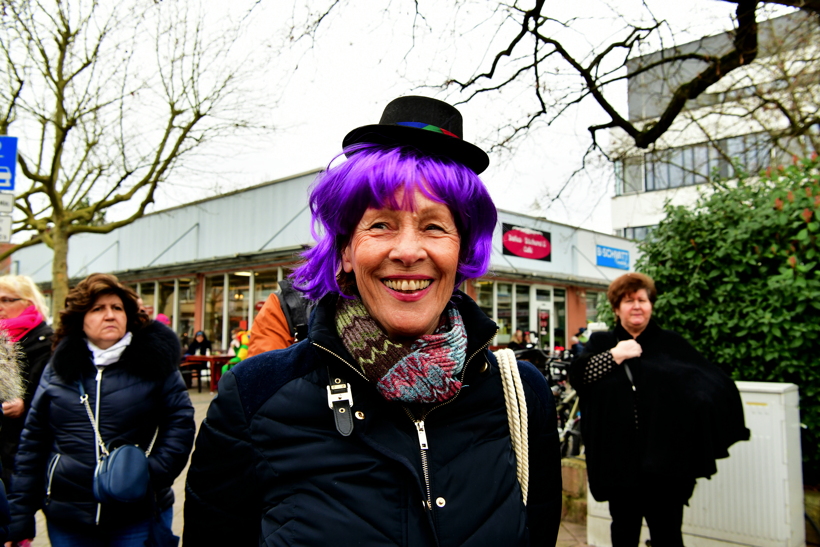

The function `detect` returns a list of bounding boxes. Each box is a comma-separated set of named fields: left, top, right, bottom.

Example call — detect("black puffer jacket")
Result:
left=1, top=321, right=53, bottom=484
left=7, top=321, right=195, bottom=541
left=184, top=291, right=562, bottom=546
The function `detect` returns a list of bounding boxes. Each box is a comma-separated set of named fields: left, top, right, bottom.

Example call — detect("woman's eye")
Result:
left=425, top=224, right=444, bottom=231
left=370, top=222, right=388, bottom=230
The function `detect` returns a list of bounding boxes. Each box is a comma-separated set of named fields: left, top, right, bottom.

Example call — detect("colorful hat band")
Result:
left=396, top=121, right=460, bottom=139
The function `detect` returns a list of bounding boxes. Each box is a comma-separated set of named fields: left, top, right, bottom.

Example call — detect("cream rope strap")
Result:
left=494, top=348, right=529, bottom=505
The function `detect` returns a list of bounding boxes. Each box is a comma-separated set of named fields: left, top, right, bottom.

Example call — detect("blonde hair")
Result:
left=0, top=275, right=49, bottom=318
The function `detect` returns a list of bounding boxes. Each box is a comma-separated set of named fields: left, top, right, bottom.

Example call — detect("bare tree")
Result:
left=0, top=0, right=265, bottom=318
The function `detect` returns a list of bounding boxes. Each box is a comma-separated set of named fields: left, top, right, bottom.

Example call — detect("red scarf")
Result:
left=1, top=305, right=44, bottom=342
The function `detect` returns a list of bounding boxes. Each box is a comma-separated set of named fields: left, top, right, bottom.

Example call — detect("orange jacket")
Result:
left=247, top=293, right=294, bottom=357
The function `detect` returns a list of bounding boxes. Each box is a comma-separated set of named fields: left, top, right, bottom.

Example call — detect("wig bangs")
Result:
left=293, top=145, right=497, bottom=300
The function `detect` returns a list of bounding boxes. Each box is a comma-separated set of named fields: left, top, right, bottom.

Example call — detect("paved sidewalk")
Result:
left=558, top=520, right=590, bottom=546
left=30, top=386, right=592, bottom=545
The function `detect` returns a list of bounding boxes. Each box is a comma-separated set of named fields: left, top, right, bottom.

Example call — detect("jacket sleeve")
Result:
left=519, top=361, right=562, bottom=546
left=568, top=331, right=617, bottom=390
left=148, top=371, right=196, bottom=490
left=7, top=367, right=55, bottom=541
left=247, top=293, right=294, bottom=357
left=183, top=372, right=259, bottom=545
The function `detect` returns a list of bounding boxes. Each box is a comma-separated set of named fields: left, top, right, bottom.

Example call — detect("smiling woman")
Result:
left=184, top=96, right=564, bottom=546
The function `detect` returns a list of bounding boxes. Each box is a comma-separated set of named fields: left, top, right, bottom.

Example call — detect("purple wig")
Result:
left=292, top=144, right=498, bottom=300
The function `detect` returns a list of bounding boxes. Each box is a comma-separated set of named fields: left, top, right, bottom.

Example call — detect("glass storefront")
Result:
left=475, top=281, right=493, bottom=320
left=472, top=281, right=577, bottom=351
left=553, top=288, right=566, bottom=349
left=252, top=270, right=280, bottom=328
left=137, top=282, right=155, bottom=316
left=204, top=275, right=225, bottom=350
left=177, top=278, right=196, bottom=348
left=496, top=283, right=512, bottom=344
left=157, top=280, right=175, bottom=322
left=586, top=292, right=602, bottom=324
left=228, top=273, right=251, bottom=334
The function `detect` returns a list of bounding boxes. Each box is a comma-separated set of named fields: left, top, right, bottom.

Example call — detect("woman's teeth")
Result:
left=383, top=279, right=432, bottom=292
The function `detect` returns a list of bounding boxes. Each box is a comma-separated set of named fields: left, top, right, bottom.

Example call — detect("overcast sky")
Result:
left=146, top=0, right=788, bottom=234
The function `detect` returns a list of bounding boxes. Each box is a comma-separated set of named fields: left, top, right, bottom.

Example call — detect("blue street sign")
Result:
left=596, top=244, right=630, bottom=270
left=0, top=136, right=18, bottom=191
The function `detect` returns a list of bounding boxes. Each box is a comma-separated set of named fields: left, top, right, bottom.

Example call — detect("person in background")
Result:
left=0, top=330, right=24, bottom=545
left=184, top=96, right=562, bottom=546
left=247, top=279, right=314, bottom=357
left=184, top=330, right=212, bottom=356
left=155, top=313, right=171, bottom=327
left=569, top=272, right=748, bottom=547
left=569, top=328, right=585, bottom=357
left=507, top=329, right=526, bottom=351
left=6, top=273, right=195, bottom=546
left=0, top=276, right=53, bottom=487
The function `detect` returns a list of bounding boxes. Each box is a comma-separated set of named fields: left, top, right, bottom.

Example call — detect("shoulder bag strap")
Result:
left=77, top=380, right=110, bottom=457
left=494, top=348, right=529, bottom=505
left=77, top=380, right=160, bottom=456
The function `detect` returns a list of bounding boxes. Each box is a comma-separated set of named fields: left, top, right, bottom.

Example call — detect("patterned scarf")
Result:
left=336, top=297, right=468, bottom=403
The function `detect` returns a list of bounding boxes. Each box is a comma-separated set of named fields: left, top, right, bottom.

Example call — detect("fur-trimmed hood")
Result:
left=51, top=320, right=181, bottom=384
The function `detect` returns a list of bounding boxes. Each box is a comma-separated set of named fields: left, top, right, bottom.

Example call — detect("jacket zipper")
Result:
left=94, top=368, right=103, bottom=525
left=315, top=332, right=495, bottom=513
left=45, top=453, right=61, bottom=505
left=404, top=333, right=496, bottom=511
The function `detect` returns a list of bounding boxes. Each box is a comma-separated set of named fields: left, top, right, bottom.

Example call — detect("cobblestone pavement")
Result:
left=28, top=386, right=591, bottom=546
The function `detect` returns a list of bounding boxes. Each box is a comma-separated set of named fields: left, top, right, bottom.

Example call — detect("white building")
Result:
left=611, top=10, right=819, bottom=239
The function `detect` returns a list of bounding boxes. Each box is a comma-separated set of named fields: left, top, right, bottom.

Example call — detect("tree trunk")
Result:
left=51, top=229, right=70, bottom=327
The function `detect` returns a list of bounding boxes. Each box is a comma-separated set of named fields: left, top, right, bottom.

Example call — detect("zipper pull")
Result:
left=415, top=421, right=429, bottom=450
left=95, top=369, right=102, bottom=382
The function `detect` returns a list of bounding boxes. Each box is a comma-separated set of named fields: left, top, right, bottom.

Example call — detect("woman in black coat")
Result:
left=570, top=273, right=748, bottom=547
left=0, top=275, right=54, bottom=487
left=6, top=273, right=195, bottom=546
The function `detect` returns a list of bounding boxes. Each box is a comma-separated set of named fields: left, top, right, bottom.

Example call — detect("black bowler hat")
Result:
left=342, top=96, right=490, bottom=174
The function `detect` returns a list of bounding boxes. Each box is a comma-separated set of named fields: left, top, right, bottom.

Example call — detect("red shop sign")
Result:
left=502, top=223, right=551, bottom=262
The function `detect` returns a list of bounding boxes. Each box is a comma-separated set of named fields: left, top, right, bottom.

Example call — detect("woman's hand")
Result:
left=2, top=397, right=24, bottom=418
left=610, top=340, right=642, bottom=364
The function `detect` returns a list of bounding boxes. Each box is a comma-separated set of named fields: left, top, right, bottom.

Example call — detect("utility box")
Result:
left=587, top=382, right=804, bottom=547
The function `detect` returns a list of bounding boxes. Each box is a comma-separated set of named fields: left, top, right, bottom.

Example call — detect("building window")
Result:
left=553, top=288, right=566, bottom=350
left=203, top=275, right=225, bottom=350
left=617, top=130, right=794, bottom=196
left=177, top=278, right=196, bottom=347
left=515, top=284, right=530, bottom=335
left=228, top=273, right=251, bottom=334
left=586, top=292, right=601, bottom=324
left=137, top=281, right=156, bottom=316
left=496, top=283, right=512, bottom=344
left=475, top=280, right=493, bottom=320
left=622, top=225, right=656, bottom=241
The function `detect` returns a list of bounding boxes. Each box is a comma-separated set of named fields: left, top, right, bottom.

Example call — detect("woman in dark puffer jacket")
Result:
left=6, top=273, right=195, bottom=546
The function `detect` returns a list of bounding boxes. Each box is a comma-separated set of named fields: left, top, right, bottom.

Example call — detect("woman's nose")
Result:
left=388, top=227, right=426, bottom=265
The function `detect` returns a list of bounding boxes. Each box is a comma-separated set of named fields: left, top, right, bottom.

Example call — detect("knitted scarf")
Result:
left=336, top=297, right=467, bottom=403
